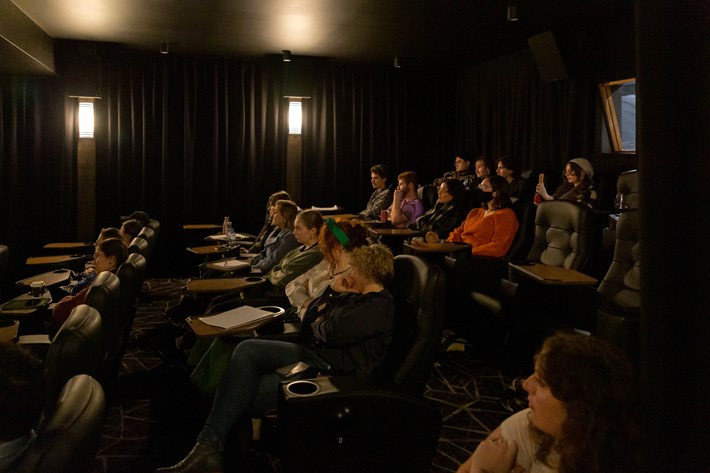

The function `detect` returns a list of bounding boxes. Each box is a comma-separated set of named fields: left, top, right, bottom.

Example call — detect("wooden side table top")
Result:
left=186, top=306, right=284, bottom=337
left=183, top=224, right=221, bottom=230
left=369, top=228, right=423, bottom=237
left=509, top=262, right=598, bottom=285
left=404, top=240, right=471, bottom=254
left=186, top=277, right=267, bottom=293
left=0, top=291, right=52, bottom=315
left=16, top=268, right=72, bottom=287
left=186, top=245, right=238, bottom=255
left=26, top=254, right=88, bottom=265
left=43, top=242, right=94, bottom=250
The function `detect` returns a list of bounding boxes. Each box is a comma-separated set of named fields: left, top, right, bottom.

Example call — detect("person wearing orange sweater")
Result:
left=447, top=175, right=519, bottom=257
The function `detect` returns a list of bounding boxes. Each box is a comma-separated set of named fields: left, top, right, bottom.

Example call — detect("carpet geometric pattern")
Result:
left=93, top=279, right=522, bottom=473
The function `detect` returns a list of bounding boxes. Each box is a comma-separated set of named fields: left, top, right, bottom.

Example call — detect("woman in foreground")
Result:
left=156, top=243, right=395, bottom=473
left=457, top=332, right=639, bottom=473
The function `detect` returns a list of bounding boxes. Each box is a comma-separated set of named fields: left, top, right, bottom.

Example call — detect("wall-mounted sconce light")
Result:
left=79, top=101, right=95, bottom=138
left=282, top=50, right=292, bottom=62
left=507, top=4, right=518, bottom=22
left=160, top=42, right=170, bottom=54
left=394, top=57, right=401, bottom=68
left=288, top=100, right=302, bottom=135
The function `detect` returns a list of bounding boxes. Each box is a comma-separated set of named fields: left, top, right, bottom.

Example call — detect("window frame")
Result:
left=599, top=78, right=636, bottom=154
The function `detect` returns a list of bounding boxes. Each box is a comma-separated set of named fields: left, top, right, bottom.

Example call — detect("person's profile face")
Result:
left=437, top=183, right=453, bottom=203
left=292, top=216, right=311, bottom=244
left=454, top=157, right=470, bottom=172
left=522, top=364, right=567, bottom=439
left=564, top=165, right=581, bottom=185
left=271, top=209, right=284, bottom=228
left=475, top=160, right=489, bottom=178
left=496, top=162, right=512, bottom=178
left=370, top=172, right=386, bottom=190
left=397, top=178, right=408, bottom=194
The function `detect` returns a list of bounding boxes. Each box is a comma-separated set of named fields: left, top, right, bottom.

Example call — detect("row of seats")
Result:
left=12, top=215, right=160, bottom=473
left=443, top=170, right=640, bottom=363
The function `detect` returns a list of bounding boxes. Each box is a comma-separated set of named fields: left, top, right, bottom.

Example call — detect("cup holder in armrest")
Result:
left=244, top=276, right=265, bottom=283
left=257, top=306, right=285, bottom=316
left=284, top=380, right=321, bottom=397
left=280, top=376, right=340, bottom=401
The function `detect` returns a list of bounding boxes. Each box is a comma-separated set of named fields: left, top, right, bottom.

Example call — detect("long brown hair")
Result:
left=532, top=332, right=640, bottom=473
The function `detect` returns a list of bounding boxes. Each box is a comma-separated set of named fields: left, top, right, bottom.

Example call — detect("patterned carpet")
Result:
left=93, top=278, right=525, bottom=473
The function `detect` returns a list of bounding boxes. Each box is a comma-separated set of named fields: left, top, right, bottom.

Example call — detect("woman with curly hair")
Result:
left=457, top=331, right=640, bottom=473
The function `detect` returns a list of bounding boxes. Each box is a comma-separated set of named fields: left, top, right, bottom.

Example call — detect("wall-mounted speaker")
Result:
left=527, top=31, right=569, bottom=82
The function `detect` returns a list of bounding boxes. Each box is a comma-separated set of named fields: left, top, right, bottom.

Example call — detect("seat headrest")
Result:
left=527, top=200, right=592, bottom=270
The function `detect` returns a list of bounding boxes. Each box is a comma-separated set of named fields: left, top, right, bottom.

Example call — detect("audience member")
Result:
left=249, top=199, right=300, bottom=273
left=248, top=190, right=291, bottom=254
left=0, top=342, right=45, bottom=473
left=474, top=156, right=494, bottom=184
left=51, top=237, right=128, bottom=333
left=496, top=156, right=530, bottom=202
left=447, top=175, right=518, bottom=257
left=156, top=244, right=396, bottom=473
left=535, top=158, right=597, bottom=208
left=388, top=171, right=424, bottom=228
left=360, top=164, right=393, bottom=219
left=415, top=178, right=468, bottom=238
left=456, top=332, right=639, bottom=473
left=265, top=209, right=324, bottom=288
left=434, top=152, right=477, bottom=191
left=188, top=218, right=370, bottom=397
left=72, top=227, right=124, bottom=295
left=285, top=219, right=372, bottom=320
left=124, top=210, right=151, bottom=227
left=120, top=219, right=143, bottom=246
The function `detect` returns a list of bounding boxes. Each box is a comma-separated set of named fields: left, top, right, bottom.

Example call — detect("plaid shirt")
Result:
left=360, top=188, right=393, bottom=219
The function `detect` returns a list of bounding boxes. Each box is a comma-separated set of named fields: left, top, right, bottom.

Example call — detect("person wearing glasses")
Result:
left=50, top=237, right=128, bottom=334
left=414, top=178, right=468, bottom=239
left=534, top=158, right=597, bottom=209
left=447, top=175, right=518, bottom=257
left=456, top=332, right=639, bottom=473
left=155, top=244, right=395, bottom=473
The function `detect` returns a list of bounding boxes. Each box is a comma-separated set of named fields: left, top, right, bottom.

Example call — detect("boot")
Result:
left=155, top=442, right=224, bottom=473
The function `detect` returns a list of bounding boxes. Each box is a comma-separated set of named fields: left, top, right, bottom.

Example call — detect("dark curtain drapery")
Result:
left=302, top=62, right=457, bottom=211
left=0, top=75, right=76, bottom=275
left=455, top=49, right=598, bottom=173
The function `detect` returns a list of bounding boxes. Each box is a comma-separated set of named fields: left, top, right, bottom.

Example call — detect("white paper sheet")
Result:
left=198, top=305, right=273, bottom=329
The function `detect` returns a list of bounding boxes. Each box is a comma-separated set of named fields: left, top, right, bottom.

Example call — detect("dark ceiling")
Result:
left=7, top=0, right=629, bottom=68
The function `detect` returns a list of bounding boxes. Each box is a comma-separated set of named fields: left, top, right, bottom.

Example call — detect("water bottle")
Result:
left=226, top=219, right=237, bottom=247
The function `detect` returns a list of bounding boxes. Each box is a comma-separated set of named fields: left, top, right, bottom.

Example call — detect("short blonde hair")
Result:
left=351, top=244, right=394, bottom=286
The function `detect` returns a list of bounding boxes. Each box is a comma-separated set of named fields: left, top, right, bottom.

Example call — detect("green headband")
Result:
left=326, top=218, right=350, bottom=248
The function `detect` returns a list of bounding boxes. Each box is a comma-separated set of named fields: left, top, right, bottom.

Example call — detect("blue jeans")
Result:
left=197, top=339, right=301, bottom=451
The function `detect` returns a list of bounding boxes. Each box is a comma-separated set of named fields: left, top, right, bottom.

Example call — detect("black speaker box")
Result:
left=278, top=378, right=442, bottom=473
left=527, top=31, right=569, bottom=82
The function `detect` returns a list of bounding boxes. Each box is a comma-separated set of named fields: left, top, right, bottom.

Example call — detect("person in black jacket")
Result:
left=155, top=243, right=395, bottom=473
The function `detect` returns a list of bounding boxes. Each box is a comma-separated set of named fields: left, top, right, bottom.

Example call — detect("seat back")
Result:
left=109, top=253, right=147, bottom=378
left=136, top=226, right=156, bottom=258
left=598, top=210, right=640, bottom=307
left=616, top=169, right=639, bottom=210
left=146, top=218, right=160, bottom=235
left=15, top=375, right=106, bottom=473
left=84, top=271, right=121, bottom=377
left=128, top=236, right=149, bottom=258
left=506, top=199, right=536, bottom=263
left=526, top=200, right=593, bottom=271
left=45, top=305, right=103, bottom=412
left=379, top=254, right=447, bottom=392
